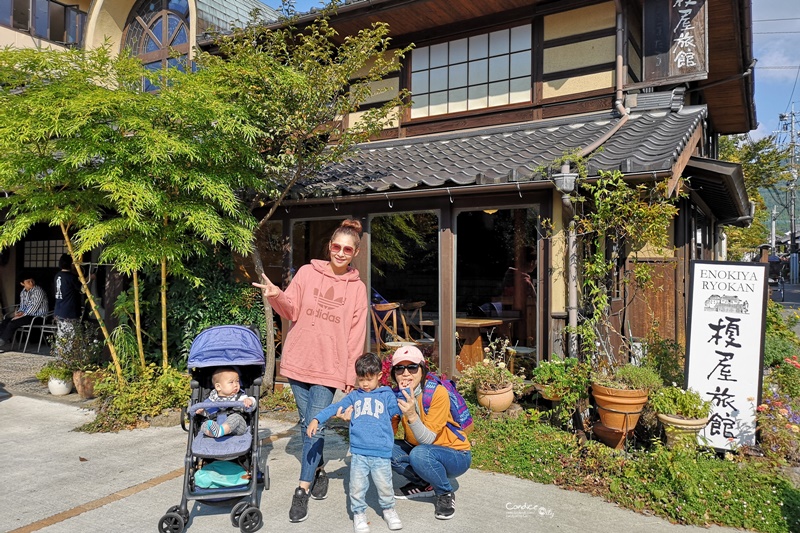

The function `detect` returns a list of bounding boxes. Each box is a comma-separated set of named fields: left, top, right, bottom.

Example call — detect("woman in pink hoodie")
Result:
left=253, top=218, right=368, bottom=523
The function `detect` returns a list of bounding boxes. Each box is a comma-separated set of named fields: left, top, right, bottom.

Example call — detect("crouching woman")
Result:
left=390, top=346, right=471, bottom=520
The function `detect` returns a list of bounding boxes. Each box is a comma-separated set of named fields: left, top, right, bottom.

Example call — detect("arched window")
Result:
left=123, top=0, right=190, bottom=89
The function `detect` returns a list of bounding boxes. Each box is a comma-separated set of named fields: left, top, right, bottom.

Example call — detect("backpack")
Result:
left=421, top=373, right=474, bottom=441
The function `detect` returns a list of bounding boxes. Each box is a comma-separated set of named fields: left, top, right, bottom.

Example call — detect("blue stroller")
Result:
left=158, top=325, right=270, bottom=533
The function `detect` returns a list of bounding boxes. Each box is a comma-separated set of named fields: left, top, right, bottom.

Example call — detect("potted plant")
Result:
left=591, top=363, right=662, bottom=435
left=650, top=385, right=712, bottom=448
left=36, top=361, right=74, bottom=396
left=51, top=322, right=104, bottom=399
left=456, top=333, right=525, bottom=412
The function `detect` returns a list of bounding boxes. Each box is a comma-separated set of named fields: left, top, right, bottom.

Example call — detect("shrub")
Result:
left=771, top=356, right=800, bottom=398
left=640, top=329, right=685, bottom=385
left=756, top=392, right=800, bottom=465
left=764, top=333, right=799, bottom=368
left=649, top=386, right=712, bottom=419
left=35, top=361, right=73, bottom=383
left=592, top=363, right=663, bottom=391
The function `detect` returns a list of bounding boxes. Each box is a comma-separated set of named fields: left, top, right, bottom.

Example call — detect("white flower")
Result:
left=498, top=362, right=506, bottom=369
left=484, top=347, right=490, bottom=354
left=483, top=358, right=491, bottom=364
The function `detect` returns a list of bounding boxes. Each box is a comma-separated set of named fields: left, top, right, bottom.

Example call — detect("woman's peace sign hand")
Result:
left=252, top=273, right=280, bottom=298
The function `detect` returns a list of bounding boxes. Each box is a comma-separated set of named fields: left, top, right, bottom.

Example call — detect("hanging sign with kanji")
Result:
left=685, top=261, right=767, bottom=450
left=644, top=0, right=709, bottom=85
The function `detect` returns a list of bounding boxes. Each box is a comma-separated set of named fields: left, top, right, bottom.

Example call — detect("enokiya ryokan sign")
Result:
left=644, top=0, right=709, bottom=85
left=685, top=261, right=766, bottom=450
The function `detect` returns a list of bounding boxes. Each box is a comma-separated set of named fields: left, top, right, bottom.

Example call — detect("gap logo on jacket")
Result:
left=313, top=386, right=401, bottom=458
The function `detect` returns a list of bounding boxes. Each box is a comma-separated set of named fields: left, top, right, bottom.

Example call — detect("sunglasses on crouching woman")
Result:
left=392, top=363, right=421, bottom=374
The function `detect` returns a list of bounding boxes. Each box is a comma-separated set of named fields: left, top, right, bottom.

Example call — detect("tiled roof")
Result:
left=301, top=105, right=708, bottom=198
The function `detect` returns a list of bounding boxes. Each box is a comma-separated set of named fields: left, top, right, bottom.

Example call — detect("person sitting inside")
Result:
left=0, top=276, right=49, bottom=350
left=307, top=352, right=403, bottom=533
left=200, top=367, right=255, bottom=438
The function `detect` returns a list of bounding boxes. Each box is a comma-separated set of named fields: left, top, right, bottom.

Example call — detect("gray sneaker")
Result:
left=289, top=487, right=309, bottom=522
left=434, top=491, right=455, bottom=520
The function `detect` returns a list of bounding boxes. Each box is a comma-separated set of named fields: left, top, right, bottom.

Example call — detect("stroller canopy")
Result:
left=188, top=325, right=265, bottom=369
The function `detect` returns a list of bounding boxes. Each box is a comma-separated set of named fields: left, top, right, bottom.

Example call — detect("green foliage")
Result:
left=649, top=386, right=712, bottom=419
left=569, top=169, right=680, bottom=363
left=770, top=357, right=800, bottom=399
left=471, top=412, right=800, bottom=531
left=640, top=329, right=685, bottom=385
left=456, top=332, right=526, bottom=399
left=50, top=323, right=104, bottom=372
left=765, top=333, right=800, bottom=368
left=35, top=361, right=74, bottom=383
left=756, top=392, right=800, bottom=465
left=592, top=363, right=663, bottom=391
left=259, top=386, right=297, bottom=412
left=81, top=364, right=191, bottom=432
left=719, top=135, right=788, bottom=260
left=531, top=357, right=589, bottom=422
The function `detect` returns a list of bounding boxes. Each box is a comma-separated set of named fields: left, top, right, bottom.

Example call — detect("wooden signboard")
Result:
left=685, top=261, right=766, bottom=450
left=644, top=0, right=708, bottom=85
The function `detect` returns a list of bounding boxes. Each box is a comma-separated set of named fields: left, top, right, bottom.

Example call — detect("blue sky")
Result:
left=265, top=0, right=800, bottom=143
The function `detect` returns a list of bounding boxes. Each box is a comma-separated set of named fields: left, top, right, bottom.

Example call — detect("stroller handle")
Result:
left=188, top=400, right=256, bottom=417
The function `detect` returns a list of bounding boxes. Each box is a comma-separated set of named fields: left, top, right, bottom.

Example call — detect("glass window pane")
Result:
left=0, top=0, right=11, bottom=26
left=510, top=51, right=531, bottom=77
left=469, top=59, right=488, bottom=85
left=410, top=94, right=429, bottom=119
left=489, top=29, right=509, bottom=56
left=12, top=0, right=28, bottom=30
left=449, top=38, right=468, bottom=64
left=145, top=36, right=159, bottom=53
left=168, top=0, right=189, bottom=16
left=429, top=66, right=448, bottom=93
left=411, top=70, right=429, bottom=94
left=430, top=43, right=448, bottom=68
left=152, top=17, right=163, bottom=43
left=412, top=46, right=429, bottom=72
left=33, top=0, right=48, bottom=39
left=449, top=63, right=467, bottom=89
left=448, top=88, right=467, bottom=113
left=172, top=26, right=187, bottom=46
left=429, top=91, right=448, bottom=116
left=468, top=84, right=488, bottom=110
left=509, top=77, right=531, bottom=103
left=489, top=80, right=509, bottom=107
left=489, top=55, right=509, bottom=82
left=510, top=24, right=532, bottom=52
left=469, top=33, right=488, bottom=60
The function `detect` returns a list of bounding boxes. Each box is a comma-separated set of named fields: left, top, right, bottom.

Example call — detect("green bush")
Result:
left=649, top=386, right=712, bottom=419
left=641, top=330, right=685, bottom=385
left=764, top=333, right=799, bottom=368
left=36, top=361, right=73, bottom=383
left=593, top=363, right=663, bottom=391
left=80, top=364, right=191, bottom=432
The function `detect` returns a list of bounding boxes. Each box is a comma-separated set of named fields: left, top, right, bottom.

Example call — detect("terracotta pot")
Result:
left=657, top=414, right=709, bottom=448
left=592, top=422, right=633, bottom=450
left=477, top=384, right=514, bottom=412
left=48, top=376, right=73, bottom=396
left=533, top=383, right=562, bottom=402
left=591, top=383, right=648, bottom=431
left=73, top=370, right=100, bottom=399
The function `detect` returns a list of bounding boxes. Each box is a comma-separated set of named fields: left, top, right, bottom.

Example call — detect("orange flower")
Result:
left=779, top=408, right=789, bottom=416
left=757, top=404, right=768, bottom=412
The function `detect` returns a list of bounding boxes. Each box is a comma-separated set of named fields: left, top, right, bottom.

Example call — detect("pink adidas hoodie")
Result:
left=269, top=259, right=368, bottom=390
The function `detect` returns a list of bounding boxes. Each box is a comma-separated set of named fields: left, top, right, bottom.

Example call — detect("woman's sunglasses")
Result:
left=393, top=363, right=421, bottom=374
left=330, top=243, right=355, bottom=256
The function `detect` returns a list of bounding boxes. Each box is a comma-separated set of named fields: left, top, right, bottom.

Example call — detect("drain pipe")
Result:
left=556, top=0, right=629, bottom=359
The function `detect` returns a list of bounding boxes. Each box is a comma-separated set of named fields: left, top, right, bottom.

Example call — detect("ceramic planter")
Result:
left=591, top=383, right=648, bottom=432
left=592, top=422, right=634, bottom=450
left=657, top=413, right=709, bottom=448
left=73, top=370, right=100, bottom=399
left=48, top=376, right=73, bottom=396
left=477, top=384, right=514, bottom=412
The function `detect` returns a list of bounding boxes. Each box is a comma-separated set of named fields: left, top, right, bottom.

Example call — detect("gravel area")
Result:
left=0, top=349, right=95, bottom=406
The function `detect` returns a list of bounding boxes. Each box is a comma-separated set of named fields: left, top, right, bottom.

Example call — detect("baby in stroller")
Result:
left=159, top=325, right=268, bottom=533
left=199, top=367, right=256, bottom=438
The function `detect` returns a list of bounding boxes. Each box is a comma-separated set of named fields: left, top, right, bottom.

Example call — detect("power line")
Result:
left=754, top=18, right=800, bottom=22
left=754, top=31, right=800, bottom=34
left=756, top=66, right=800, bottom=69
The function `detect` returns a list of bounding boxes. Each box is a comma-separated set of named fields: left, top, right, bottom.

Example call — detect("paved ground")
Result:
left=7, top=292, right=796, bottom=533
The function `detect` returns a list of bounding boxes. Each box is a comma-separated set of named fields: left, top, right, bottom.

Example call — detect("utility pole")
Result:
left=771, top=205, right=777, bottom=250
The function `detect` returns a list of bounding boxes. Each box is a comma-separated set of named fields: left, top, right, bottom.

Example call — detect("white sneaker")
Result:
left=353, top=512, right=370, bottom=533
left=383, top=508, right=402, bottom=530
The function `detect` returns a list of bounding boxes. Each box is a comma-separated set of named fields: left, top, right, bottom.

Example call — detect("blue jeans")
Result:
left=289, top=379, right=336, bottom=483
left=391, top=439, right=472, bottom=495
left=349, top=454, right=394, bottom=515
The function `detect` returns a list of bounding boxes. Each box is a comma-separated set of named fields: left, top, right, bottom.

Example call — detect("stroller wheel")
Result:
left=230, top=501, right=249, bottom=527
left=158, top=512, right=185, bottom=533
left=239, top=507, right=263, bottom=533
